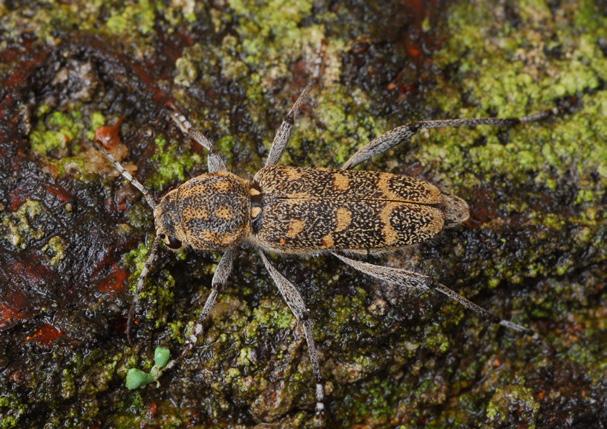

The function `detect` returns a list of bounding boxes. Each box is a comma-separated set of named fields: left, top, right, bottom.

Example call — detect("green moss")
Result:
left=1, top=200, right=45, bottom=249
left=122, top=242, right=176, bottom=328
left=106, top=0, right=157, bottom=36
left=174, top=56, right=198, bottom=87
left=247, top=297, right=295, bottom=339
left=148, top=136, right=202, bottom=190
left=28, top=107, right=115, bottom=180
left=0, top=395, right=26, bottom=429
left=486, top=384, right=539, bottom=426
left=42, top=235, right=66, bottom=266
left=424, top=328, right=450, bottom=354
left=422, top=0, right=607, bottom=198
left=60, top=368, right=76, bottom=400
left=228, top=0, right=316, bottom=68
left=30, top=110, right=83, bottom=156
left=87, top=111, right=106, bottom=140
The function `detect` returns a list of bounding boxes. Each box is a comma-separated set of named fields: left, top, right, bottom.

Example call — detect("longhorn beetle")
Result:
left=92, top=77, right=549, bottom=417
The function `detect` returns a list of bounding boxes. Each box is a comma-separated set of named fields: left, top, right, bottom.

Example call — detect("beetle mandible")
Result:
left=94, top=74, right=548, bottom=417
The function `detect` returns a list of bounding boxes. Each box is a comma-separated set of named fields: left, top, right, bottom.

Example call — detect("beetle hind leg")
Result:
left=332, top=252, right=534, bottom=335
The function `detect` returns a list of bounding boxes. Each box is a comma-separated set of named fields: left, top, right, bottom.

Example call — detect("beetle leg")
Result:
left=166, top=102, right=228, bottom=173
left=182, top=248, right=236, bottom=352
left=341, top=111, right=555, bottom=169
left=126, top=237, right=161, bottom=343
left=333, top=252, right=536, bottom=336
left=264, top=81, right=315, bottom=167
left=265, top=47, right=322, bottom=167
left=258, top=251, right=326, bottom=417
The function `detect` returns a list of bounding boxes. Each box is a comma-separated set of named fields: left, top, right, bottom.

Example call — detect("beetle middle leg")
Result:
left=264, top=81, right=315, bottom=167
left=341, top=111, right=555, bottom=169
left=265, top=49, right=322, bottom=167
left=259, top=251, right=326, bottom=417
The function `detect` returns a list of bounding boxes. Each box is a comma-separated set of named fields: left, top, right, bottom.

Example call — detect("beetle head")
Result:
left=154, top=173, right=251, bottom=252
left=154, top=188, right=185, bottom=251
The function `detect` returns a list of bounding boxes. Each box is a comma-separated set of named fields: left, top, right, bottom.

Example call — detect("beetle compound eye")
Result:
left=166, top=237, right=182, bottom=250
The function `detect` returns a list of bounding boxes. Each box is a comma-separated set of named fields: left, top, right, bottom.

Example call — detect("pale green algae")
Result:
left=42, top=235, right=66, bottom=266
left=0, top=200, right=45, bottom=249
left=0, top=395, right=27, bottom=429
left=419, top=0, right=607, bottom=193
left=28, top=106, right=106, bottom=179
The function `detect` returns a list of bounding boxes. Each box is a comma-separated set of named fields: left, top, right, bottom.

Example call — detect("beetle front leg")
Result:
left=182, top=247, right=237, bottom=353
left=166, top=102, right=228, bottom=173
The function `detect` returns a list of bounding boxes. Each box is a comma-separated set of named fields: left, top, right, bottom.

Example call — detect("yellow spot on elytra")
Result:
left=378, top=173, right=442, bottom=203
left=378, top=174, right=399, bottom=201
left=285, top=167, right=303, bottom=180
left=215, top=206, right=233, bottom=219
left=333, top=173, right=350, bottom=191
left=335, top=207, right=352, bottom=232
left=200, top=229, right=240, bottom=247
left=220, top=231, right=239, bottom=246
left=251, top=207, right=262, bottom=218
left=380, top=203, right=398, bottom=246
left=286, top=219, right=305, bottom=238
left=214, top=180, right=231, bottom=192
left=322, top=234, right=334, bottom=248
left=249, top=187, right=261, bottom=196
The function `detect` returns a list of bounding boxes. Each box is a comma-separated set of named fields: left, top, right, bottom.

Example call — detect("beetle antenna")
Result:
left=126, top=236, right=161, bottom=343
left=88, top=138, right=157, bottom=211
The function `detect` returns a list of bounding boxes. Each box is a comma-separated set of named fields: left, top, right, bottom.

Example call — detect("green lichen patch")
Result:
left=418, top=0, right=607, bottom=196
left=0, top=394, right=27, bottom=429
left=122, top=243, right=176, bottom=329
left=0, top=200, right=45, bottom=250
left=486, top=384, right=540, bottom=427
left=105, top=0, right=157, bottom=36
left=30, top=109, right=84, bottom=157
left=42, top=235, right=66, bottom=266
left=28, top=107, right=112, bottom=180
left=148, top=136, right=202, bottom=191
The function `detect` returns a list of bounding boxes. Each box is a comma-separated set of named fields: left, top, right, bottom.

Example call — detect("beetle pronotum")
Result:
left=92, top=76, right=549, bottom=417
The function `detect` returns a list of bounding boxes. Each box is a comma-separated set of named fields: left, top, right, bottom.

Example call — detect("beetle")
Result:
left=93, top=79, right=548, bottom=416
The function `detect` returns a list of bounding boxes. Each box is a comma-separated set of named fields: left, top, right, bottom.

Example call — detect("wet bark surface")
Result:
left=0, top=1, right=605, bottom=428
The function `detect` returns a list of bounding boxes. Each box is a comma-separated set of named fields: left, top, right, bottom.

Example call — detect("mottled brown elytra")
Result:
left=93, top=78, right=549, bottom=418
